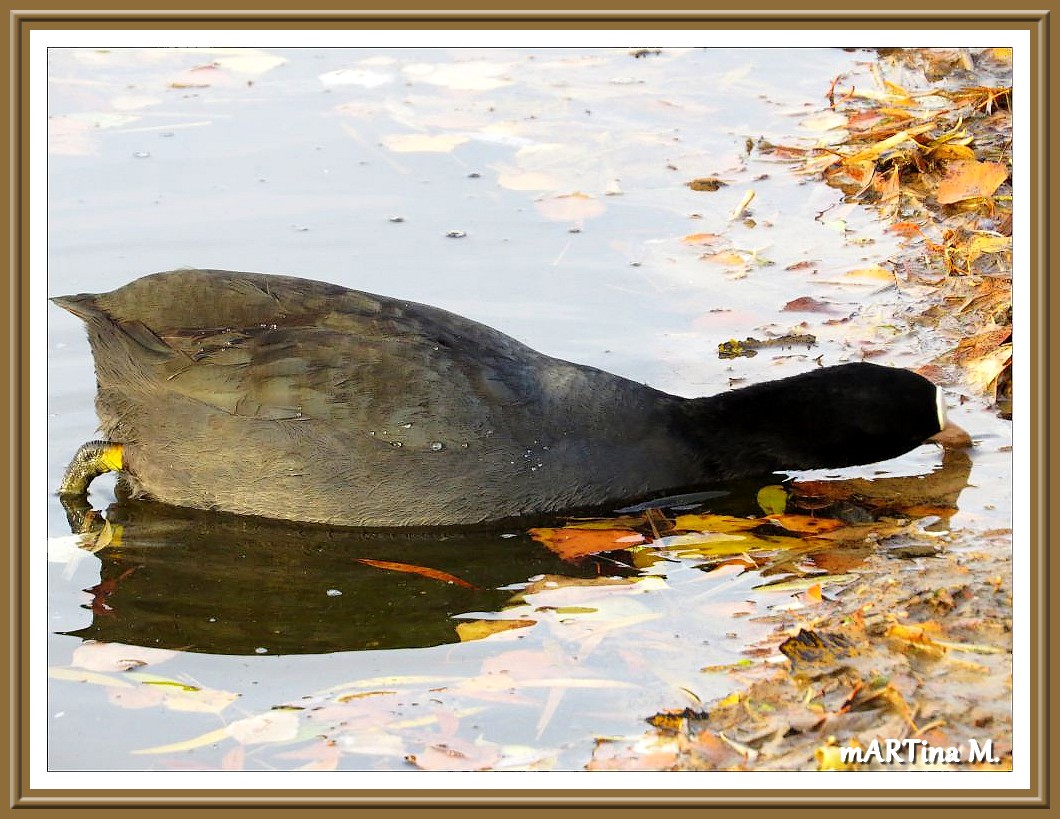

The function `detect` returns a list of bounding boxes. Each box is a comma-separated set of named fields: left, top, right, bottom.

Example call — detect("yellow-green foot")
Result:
left=59, top=441, right=124, bottom=496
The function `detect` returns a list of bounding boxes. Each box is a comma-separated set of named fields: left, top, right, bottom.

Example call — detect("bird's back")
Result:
left=55, top=269, right=690, bottom=525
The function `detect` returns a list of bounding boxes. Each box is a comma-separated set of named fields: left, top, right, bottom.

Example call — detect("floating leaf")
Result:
left=355, top=558, right=477, bottom=589
left=227, top=710, right=301, bottom=745
left=673, top=513, right=761, bottom=533
left=782, top=296, right=837, bottom=313
left=318, top=68, right=393, bottom=88
left=125, top=674, right=240, bottom=715
left=132, top=726, right=230, bottom=755
left=381, top=133, right=469, bottom=153
left=495, top=168, right=560, bottom=191
left=687, top=177, right=726, bottom=192
left=936, top=159, right=1008, bottom=204
left=533, top=191, right=606, bottom=223
left=408, top=738, right=503, bottom=771
left=176, top=48, right=287, bottom=76
left=800, top=111, right=848, bottom=132
left=168, top=63, right=229, bottom=89
left=764, top=515, right=844, bottom=535
left=756, top=485, right=788, bottom=515
left=49, top=666, right=133, bottom=688
left=455, top=619, right=536, bottom=642
left=403, top=60, right=514, bottom=91
left=840, top=265, right=894, bottom=284
left=681, top=232, right=724, bottom=245
left=701, top=250, right=747, bottom=267
left=70, top=641, right=176, bottom=673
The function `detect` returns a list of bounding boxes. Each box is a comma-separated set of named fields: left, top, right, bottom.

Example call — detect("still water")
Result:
left=45, top=46, right=1011, bottom=772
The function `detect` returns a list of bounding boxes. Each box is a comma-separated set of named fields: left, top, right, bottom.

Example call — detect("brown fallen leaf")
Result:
left=354, top=558, right=478, bottom=589
left=408, top=738, right=503, bottom=772
left=782, top=296, right=837, bottom=313
left=687, top=177, right=727, bottom=191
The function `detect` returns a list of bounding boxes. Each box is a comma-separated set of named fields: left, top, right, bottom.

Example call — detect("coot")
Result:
left=54, top=269, right=952, bottom=526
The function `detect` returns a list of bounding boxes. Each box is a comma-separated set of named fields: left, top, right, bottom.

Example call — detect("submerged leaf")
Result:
left=528, top=527, right=645, bottom=559
left=355, top=558, right=477, bottom=589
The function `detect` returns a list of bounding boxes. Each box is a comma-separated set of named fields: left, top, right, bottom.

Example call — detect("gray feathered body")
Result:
left=55, top=269, right=711, bottom=526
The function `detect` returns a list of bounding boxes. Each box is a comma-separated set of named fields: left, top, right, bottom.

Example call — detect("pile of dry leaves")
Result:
left=588, top=47, right=1014, bottom=772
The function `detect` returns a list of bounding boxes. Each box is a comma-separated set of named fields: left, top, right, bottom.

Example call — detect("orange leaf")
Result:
left=764, top=515, right=844, bottom=534
left=355, top=558, right=477, bottom=589
left=701, top=251, right=746, bottom=267
left=886, top=221, right=924, bottom=238
left=936, top=160, right=1008, bottom=204
left=528, top=527, right=645, bottom=560
left=681, top=232, right=723, bottom=245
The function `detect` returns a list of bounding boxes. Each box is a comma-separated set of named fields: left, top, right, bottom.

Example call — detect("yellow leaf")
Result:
left=965, top=233, right=1012, bottom=264
left=841, top=265, right=894, bottom=283
left=756, top=485, right=788, bottom=515
left=701, top=250, right=747, bottom=266
left=929, top=143, right=977, bottom=162
left=844, top=122, right=936, bottom=162
left=664, top=532, right=755, bottom=558
left=674, top=513, right=761, bottom=533
left=455, top=619, right=535, bottom=642
left=680, top=232, right=723, bottom=245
